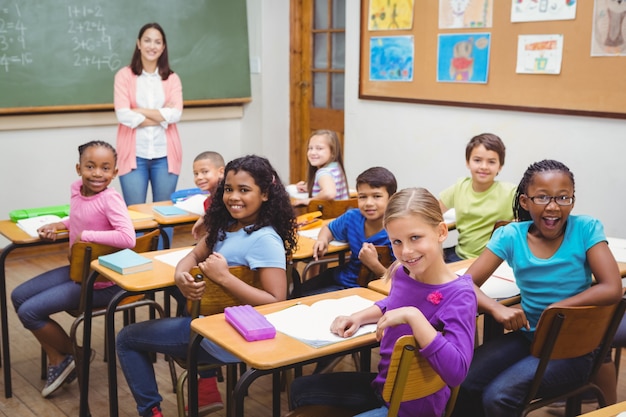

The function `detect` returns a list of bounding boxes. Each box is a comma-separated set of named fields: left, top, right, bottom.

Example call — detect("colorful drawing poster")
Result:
left=516, top=34, right=563, bottom=74
left=511, top=0, right=577, bottom=23
left=368, top=0, right=414, bottom=31
left=436, top=33, right=491, bottom=83
left=591, top=0, right=626, bottom=56
left=439, top=0, right=493, bottom=29
left=369, top=36, right=414, bottom=81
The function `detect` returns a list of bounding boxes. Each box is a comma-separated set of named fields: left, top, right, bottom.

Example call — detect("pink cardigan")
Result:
left=114, top=66, right=183, bottom=176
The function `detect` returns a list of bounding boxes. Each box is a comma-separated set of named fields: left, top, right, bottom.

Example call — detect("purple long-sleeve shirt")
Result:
left=373, top=268, right=477, bottom=417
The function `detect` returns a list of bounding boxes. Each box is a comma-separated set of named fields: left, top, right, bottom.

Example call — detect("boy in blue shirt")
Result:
left=298, top=166, right=397, bottom=295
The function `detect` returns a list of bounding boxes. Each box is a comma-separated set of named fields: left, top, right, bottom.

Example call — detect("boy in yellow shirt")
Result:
left=439, top=133, right=516, bottom=262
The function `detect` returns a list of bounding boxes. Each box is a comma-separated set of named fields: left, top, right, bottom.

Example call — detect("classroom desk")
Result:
left=0, top=216, right=158, bottom=399
left=187, top=287, right=385, bottom=417
left=579, top=401, right=626, bottom=417
left=290, top=230, right=350, bottom=297
left=79, top=246, right=188, bottom=417
left=128, top=201, right=200, bottom=249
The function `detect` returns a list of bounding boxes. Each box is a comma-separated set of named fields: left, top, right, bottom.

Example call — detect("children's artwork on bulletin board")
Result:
left=516, top=34, right=563, bottom=74
left=368, top=0, right=415, bottom=30
left=439, top=0, right=493, bottom=29
left=511, top=0, right=577, bottom=23
left=370, top=36, right=414, bottom=81
left=437, top=33, right=491, bottom=83
left=591, top=0, right=626, bottom=56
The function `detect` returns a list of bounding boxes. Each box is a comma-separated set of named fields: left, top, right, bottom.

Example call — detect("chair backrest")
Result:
left=69, top=229, right=160, bottom=283
left=307, top=198, right=358, bottom=219
left=382, top=335, right=447, bottom=416
left=188, top=265, right=262, bottom=317
left=524, top=296, right=626, bottom=407
left=356, top=245, right=393, bottom=287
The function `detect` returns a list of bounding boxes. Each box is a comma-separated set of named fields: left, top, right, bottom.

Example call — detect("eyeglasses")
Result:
left=525, top=195, right=575, bottom=206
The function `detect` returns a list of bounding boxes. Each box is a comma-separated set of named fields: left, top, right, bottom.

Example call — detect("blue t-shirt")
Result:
left=487, top=215, right=606, bottom=332
left=214, top=225, right=286, bottom=270
left=328, top=209, right=393, bottom=287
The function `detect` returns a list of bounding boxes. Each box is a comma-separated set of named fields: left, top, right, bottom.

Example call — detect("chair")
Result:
left=284, top=335, right=460, bottom=417
left=520, top=295, right=626, bottom=417
left=173, top=265, right=261, bottom=417
left=40, top=229, right=164, bottom=379
left=306, top=198, right=358, bottom=220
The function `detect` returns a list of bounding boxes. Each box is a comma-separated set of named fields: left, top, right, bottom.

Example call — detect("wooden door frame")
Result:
left=289, top=1, right=307, bottom=184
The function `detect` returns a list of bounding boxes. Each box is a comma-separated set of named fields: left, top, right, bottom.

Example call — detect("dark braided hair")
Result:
left=203, top=155, right=297, bottom=257
left=513, top=159, right=575, bottom=222
left=78, top=140, right=117, bottom=164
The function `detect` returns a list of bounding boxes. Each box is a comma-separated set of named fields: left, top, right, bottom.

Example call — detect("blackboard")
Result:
left=359, top=0, right=626, bottom=119
left=0, top=0, right=251, bottom=114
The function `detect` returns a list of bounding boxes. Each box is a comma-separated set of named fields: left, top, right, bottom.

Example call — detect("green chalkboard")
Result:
left=0, top=0, right=251, bottom=114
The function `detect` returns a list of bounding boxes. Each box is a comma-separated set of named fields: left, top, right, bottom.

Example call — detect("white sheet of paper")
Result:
left=154, top=248, right=193, bottom=267
left=607, top=237, right=626, bottom=263
left=457, top=263, right=520, bottom=299
left=174, top=194, right=208, bottom=216
left=297, top=227, right=346, bottom=247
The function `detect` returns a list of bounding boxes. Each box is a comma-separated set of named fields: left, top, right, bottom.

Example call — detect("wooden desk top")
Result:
left=0, top=214, right=158, bottom=245
left=579, top=401, right=626, bottom=417
left=190, top=287, right=385, bottom=370
left=128, top=201, right=200, bottom=225
left=90, top=247, right=191, bottom=292
left=293, top=235, right=349, bottom=261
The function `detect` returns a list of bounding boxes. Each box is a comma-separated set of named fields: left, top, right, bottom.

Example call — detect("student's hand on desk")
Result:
left=330, top=315, right=361, bottom=338
left=175, top=271, right=206, bottom=301
left=197, top=252, right=230, bottom=285
left=312, top=240, right=328, bottom=260
left=296, top=181, right=307, bottom=193
left=493, top=304, right=529, bottom=331
left=36, top=222, right=66, bottom=241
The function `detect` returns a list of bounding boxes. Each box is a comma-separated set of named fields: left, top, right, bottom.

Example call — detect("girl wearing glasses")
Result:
left=451, top=159, right=622, bottom=417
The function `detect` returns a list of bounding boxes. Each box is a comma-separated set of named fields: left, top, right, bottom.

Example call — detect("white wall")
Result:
left=1, top=1, right=625, bottom=250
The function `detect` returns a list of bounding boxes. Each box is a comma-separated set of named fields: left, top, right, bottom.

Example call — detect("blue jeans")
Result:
left=116, top=317, right=240, bottom=416
left=289, top=372, right=382, bottom=412
left=451, top=331, right=594, bottom=417
left=11, top=265, right=122, bottom=330
left=119, top=157, right=178, bottom=205
left=443, top=246, right=463, bottom=264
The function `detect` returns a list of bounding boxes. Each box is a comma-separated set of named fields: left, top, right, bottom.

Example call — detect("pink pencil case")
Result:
left=224, top=305, right=276, bottom=342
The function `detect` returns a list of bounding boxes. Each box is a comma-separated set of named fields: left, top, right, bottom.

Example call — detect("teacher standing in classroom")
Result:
left=114, top=22, right=183, bottom=206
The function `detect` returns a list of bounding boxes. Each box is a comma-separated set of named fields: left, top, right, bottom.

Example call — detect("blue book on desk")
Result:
left=152, top=205, right=188, bottom=216
left=98, top=249, right=152, bottom=274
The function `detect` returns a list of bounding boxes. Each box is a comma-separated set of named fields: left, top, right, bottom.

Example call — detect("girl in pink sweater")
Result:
left=11, top=141, right=135, bottom=398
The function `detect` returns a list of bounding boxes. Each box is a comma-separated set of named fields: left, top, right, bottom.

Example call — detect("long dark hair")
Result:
left=130, top=22, right=173, bottom=80
left=513, top=159, right=575, bottom=222
left=204, top=155, right=297, bottom=256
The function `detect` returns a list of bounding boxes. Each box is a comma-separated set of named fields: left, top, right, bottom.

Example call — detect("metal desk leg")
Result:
left=0, top=243, right=16, bottom=398
left=106, top=289, right=133, bottom=417
left=79, top=269, right=99, bottom=417
left=187, top=333, right=202, bottom=417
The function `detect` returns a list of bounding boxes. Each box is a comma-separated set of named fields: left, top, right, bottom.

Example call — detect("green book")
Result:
left=98, top=249, right=152, bottom=275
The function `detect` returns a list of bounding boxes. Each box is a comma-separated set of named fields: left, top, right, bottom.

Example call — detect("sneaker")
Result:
left=185, top=376, right=224, bottom=416
left=41, top=355, right=75, bottom=397
left=66, top=349, right=96, bottom=385
left=149, top=406, right=163, bottom=417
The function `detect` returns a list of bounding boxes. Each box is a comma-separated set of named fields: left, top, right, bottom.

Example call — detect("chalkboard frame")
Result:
left=358, top=0, right=626, bottom=120
left=0, top=0, right=251, bottom=115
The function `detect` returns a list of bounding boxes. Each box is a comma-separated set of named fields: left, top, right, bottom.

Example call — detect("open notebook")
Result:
left=457, top=262, right=520, bottom=300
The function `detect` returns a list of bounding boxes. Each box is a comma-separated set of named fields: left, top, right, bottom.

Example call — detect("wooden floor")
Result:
left=0, top=225, right=624, bottom=417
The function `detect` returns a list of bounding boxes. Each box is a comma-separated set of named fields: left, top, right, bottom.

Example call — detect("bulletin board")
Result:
left=359, top=1, right=626, bottom=119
